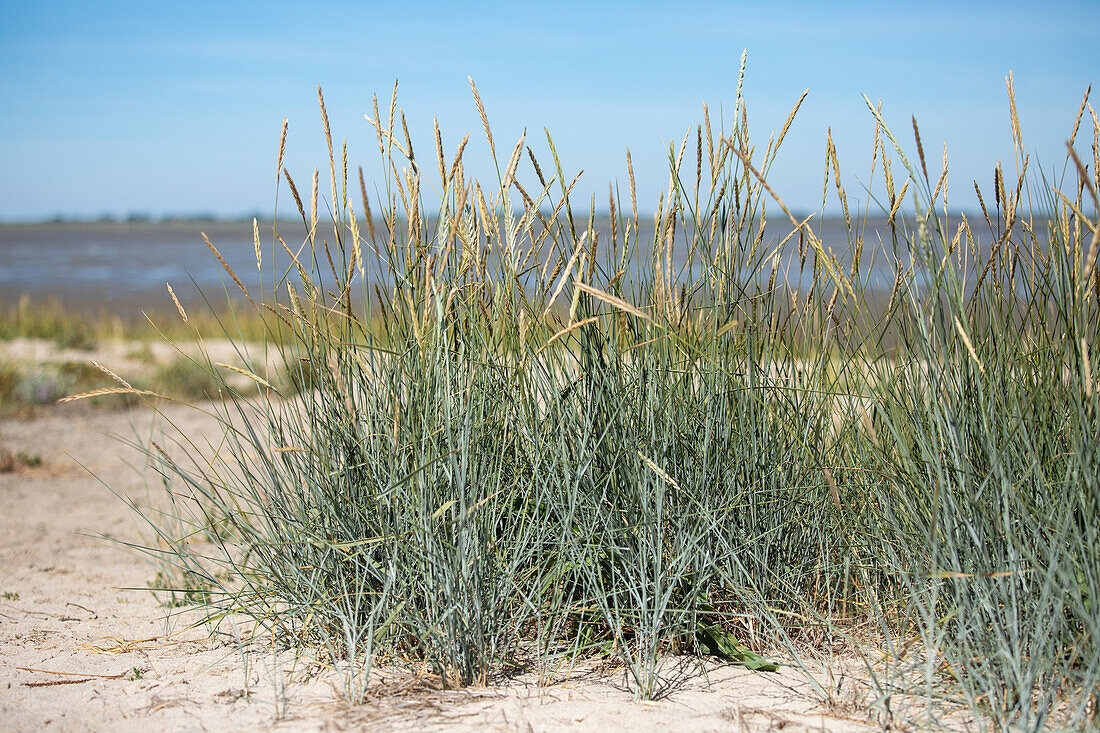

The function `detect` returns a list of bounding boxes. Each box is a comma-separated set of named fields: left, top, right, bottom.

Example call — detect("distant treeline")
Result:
left=1, top=208, right=1045, bottom=228
left=0, top=211, right=272, bottom=226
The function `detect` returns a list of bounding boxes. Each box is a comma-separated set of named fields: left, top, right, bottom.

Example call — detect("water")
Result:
left=0, top=221, right=268, bottom=315
left=0, top=215, right=1003, bottom=316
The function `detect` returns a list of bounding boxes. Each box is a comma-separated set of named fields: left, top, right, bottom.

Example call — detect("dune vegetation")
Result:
left=81, top=61, right=1099, bottom=729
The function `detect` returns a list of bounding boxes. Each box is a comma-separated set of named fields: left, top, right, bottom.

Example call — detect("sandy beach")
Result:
left=0, top=346, right=885, bottom=731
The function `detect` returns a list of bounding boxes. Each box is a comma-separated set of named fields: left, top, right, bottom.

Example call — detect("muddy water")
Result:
left=1, top=215, right=1001, bottom=316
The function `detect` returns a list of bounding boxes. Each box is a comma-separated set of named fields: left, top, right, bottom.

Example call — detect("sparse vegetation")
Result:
left=0, top=294, right=281, bottom=346
left=149, top=358, right=225, bottom=402
left=147, top=569, right=214, bottom=608
left=13, top=364, right=76, bottom=406
left=0, top=448, right=42, bottom=473
left=0, top=359, right=114, bottom=413
left=98, top=66, right=1099, bottom=730
left=0, top=350, right=263, bottom=412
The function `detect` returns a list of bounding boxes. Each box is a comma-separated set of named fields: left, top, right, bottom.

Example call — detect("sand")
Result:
left=0, top=354, right=890, bottom=731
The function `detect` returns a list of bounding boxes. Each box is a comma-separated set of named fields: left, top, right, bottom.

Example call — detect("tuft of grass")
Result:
left=149, top=358, right=224, bottom=401
left=13, top=365, right=74, bottom=405
left=0, top=448, right=42, bottom=473
left=96, top=65, right=1100, bottom=726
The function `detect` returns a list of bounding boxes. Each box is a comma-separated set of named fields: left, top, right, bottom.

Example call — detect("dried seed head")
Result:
left=92, top=360, right=131, bottom=389
left=627, top=150, right=637, bottom=225
left=166, top=283, right=188, bottom=323
left=318, top=86, right=334, bottom=176
left=284, top=169, right=306, bottom=229
left=276, top=117, right=288, bottom=177
left=341, top=140, right=348, bottom=205
left=449, top=133, right=470, bottom=184
left=889, top=178, right=910, bottom=224
left=434, top=117, right=447, bottom=188
left=527, top=146, right=547, bottom=187
left=468, top=76, right=495, bottom=158
left=1069, top=84, right=1091, bottom=147
left=348, top=201, right=361, bottom=277
left=502, top=129, right=526, bottom=192
left=310, top=168, right=319, bottom=242
left=387, top=79, right=398, bottom=152
left=372, top=94, right=384, bottom=158
left=695, top=124, right=702, bottom=197
left=608, top=183, right=618, bottom=246
left=1090, top=103, right=1099, bottom=192
left=253, top=217, right=262, bottom=272
left=1007, top=71, right=1022, bottom=154
left=912, top=115, right=928, bottom=181
left=358, top=166, right=375, bottom=242
left=401, top=111, right=414, bottom=166
left=930, top=144, right=949, bottom=209
left=703, top=102, right=714, bottom=177
left=775, top=89, right=808, bottom=157
left=202, top=232, right=252, bottom=304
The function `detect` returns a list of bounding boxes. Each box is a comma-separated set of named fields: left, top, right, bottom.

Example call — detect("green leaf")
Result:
left=695, top=620, right=779, bottom=672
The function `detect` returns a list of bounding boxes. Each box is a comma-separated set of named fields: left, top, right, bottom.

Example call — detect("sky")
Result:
left=0, top=0, right=1097, bottom=221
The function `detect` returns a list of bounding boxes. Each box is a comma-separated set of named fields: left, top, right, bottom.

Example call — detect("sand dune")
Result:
left=0, top=397, right=888, bottom=731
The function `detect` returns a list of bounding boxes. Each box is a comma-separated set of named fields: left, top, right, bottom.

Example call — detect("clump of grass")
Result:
left=94, top=66, right=1100, bottom=726
left=0, top=448, right=42, bottom=473
left=127, top=344, right=156, bottom=364
left=850, top=95, right=1100, bottom=727
left=149, top=358, right=224, bottom=401
left=13, top=365, right=74, bottom=405
left=0, top=296, right=105, bottom=350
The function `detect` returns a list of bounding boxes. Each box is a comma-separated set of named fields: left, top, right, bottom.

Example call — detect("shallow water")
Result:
left=0, top=215, right=996, bottom=316
left=0, top=221, right=267, bottom=314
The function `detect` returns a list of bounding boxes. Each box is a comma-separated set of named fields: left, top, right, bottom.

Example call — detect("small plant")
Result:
left=147, top=569, right=213, bottom=608
left=127, top=344, right=156, bottom=364
left=1, top=591, right=19, bottom=601
left=12, top=365, right=72, bottom=405
left=53, top=328, right=97, bottom=352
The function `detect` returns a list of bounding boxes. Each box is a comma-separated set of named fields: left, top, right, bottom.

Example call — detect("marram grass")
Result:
left=93, top=67, right=1099, bottom=728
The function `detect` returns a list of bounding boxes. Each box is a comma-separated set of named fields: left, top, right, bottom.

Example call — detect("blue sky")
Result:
left=0, top=1, right=1096, bottom=220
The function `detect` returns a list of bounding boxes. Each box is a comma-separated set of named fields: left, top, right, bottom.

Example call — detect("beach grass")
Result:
left=83, top=67, right=1100, bottom=728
